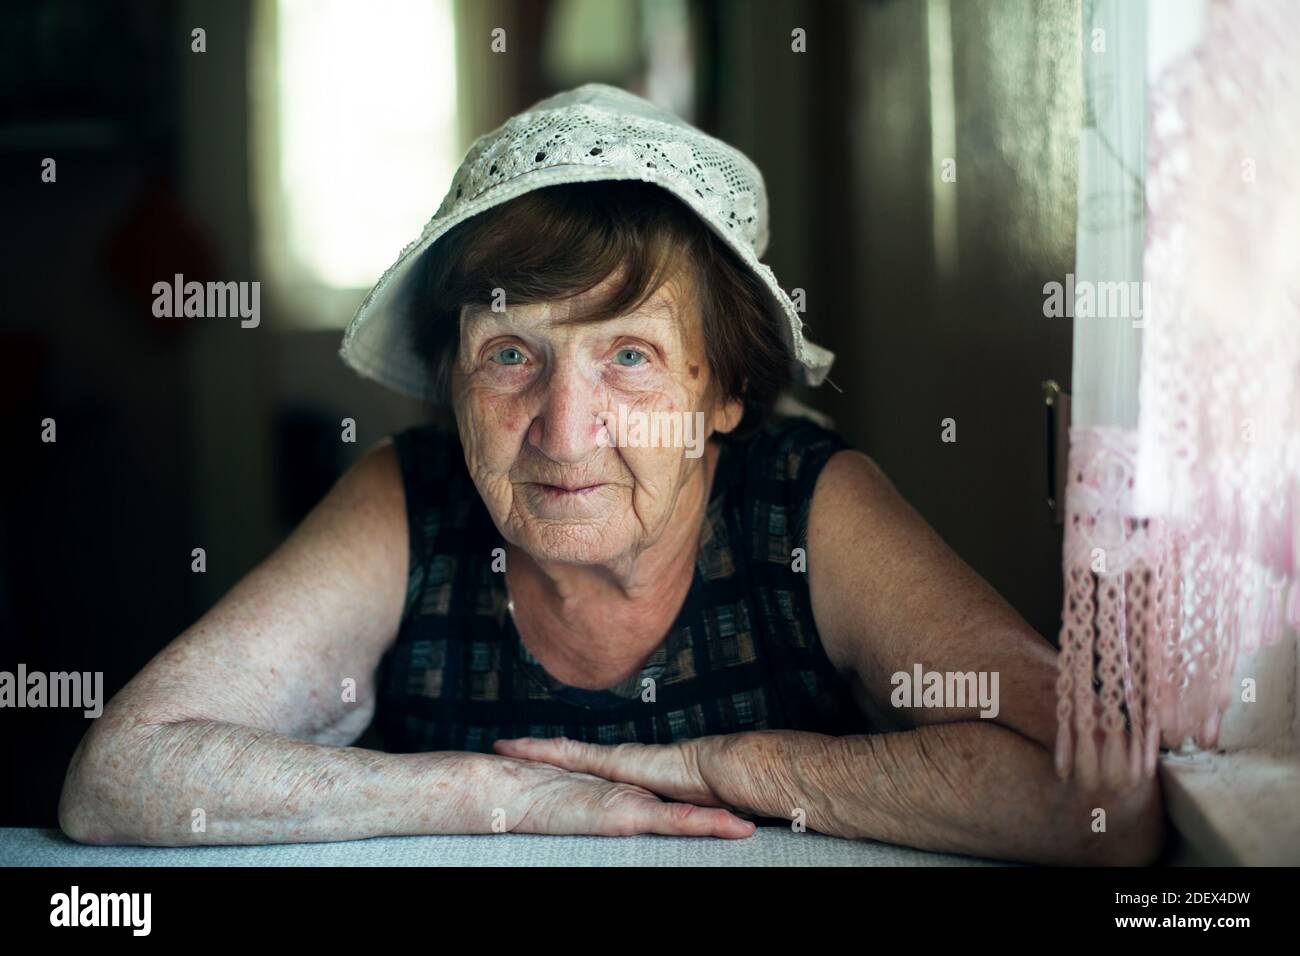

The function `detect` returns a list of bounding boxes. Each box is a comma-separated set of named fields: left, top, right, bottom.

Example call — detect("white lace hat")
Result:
left=339, top=82, right=834, bottom=398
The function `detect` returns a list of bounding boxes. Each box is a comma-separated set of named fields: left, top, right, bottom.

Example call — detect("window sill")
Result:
left=1160, top=747, right=1300, bottom=865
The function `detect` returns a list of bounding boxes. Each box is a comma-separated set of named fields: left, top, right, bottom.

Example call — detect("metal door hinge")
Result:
left=1041, top=380, right=1070, bottom=525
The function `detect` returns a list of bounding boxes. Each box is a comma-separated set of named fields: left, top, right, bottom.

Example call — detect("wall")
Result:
left=713, top=0, right=1080, bottom=640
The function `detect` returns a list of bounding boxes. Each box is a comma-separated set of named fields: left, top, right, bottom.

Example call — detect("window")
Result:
left=252, top=0, right=461, bottom=325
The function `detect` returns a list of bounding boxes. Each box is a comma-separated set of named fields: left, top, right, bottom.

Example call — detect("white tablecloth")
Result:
left=0, top=827, right=1002, bottom=866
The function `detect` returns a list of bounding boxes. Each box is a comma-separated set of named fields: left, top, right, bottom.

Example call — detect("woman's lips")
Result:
left=523, top=481, right=612, bottom=515
left=533, top=482, right=603, bottom=496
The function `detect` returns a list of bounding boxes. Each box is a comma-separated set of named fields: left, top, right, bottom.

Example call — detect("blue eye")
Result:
left=615, top=348, right=646, bottom=367
left=495, top=347, right=526, bottom=366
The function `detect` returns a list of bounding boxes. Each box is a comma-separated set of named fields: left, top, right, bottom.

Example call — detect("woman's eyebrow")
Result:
left=557, top=289, right=685, bottom=332
left=469, top=302, right=679, bottom=333
left=553, top=309, right=671, bottom=331
left=460, top=302, right=550, bottom=334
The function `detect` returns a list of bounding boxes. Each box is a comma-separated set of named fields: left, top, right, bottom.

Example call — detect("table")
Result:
left=0, top=827, right=1003, bottom=866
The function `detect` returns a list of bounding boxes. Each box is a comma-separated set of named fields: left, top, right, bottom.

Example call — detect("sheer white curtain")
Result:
left=1057, top=0, right=1299, bottom=788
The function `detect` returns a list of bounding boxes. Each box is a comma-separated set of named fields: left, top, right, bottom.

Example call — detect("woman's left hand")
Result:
left=492, top=736, right=735, bottom=811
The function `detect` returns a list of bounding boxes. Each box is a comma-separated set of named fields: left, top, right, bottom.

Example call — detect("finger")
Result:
left=631, top=801, right=756, bottom=840
left=497, top=738, right=714, bottom=805
left=495, top=737, right=627, bottom=778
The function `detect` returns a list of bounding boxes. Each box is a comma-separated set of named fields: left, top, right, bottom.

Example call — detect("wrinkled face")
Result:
left=450, top=271, right=742, bottom=568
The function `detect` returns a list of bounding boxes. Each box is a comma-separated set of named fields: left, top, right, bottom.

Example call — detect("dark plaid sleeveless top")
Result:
left=375, top=414, right=873, bottom=753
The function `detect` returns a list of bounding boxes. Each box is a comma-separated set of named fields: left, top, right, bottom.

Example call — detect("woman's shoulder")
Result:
left=388, top=421, right=484, bottom=536
left=386, top=422, right=489, bottom=624
left=735, top=408, right=852, bottom=495
left=391, top=420, right=464, bottom=484
left=721, top=407, right=853, bottom=560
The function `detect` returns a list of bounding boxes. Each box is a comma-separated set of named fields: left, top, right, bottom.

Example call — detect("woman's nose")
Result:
left=526, top=368, right=603, bottom=464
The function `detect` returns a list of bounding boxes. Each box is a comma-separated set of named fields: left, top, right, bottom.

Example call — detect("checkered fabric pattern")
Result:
left=375, top=415, right=872, bottom=752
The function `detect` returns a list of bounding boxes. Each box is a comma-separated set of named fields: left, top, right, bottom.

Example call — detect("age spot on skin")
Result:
left=688, top=364, right=700, bottom=378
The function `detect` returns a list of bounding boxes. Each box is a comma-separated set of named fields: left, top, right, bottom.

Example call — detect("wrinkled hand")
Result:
left=493, top=753, right=753, bottom=838
left=495, top=736, right=745, bottom=821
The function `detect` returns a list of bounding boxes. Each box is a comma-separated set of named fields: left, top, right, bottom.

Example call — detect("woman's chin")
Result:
left=513, top=518, right=632, bottom=566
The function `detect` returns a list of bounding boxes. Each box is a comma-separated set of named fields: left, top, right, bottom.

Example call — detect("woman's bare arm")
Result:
left=496, top=720, right=1163, bottom=864
left=808, top=450, right=1062, bottom=747
left=58, top=441, right=751, bottom=845
left=804, top=449, right=1163, bottom=859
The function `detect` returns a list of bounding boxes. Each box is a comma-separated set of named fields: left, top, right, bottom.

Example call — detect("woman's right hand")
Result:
left=491, top=757, right=756, bottom=838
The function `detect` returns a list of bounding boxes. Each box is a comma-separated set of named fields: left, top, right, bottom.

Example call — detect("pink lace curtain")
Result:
left=1055, top=0, right=1300, bottom=788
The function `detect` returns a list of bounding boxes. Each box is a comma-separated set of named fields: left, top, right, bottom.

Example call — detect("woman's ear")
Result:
left=712, top=393, right=745, bottom=436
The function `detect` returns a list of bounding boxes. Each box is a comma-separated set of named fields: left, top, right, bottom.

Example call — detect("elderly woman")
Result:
left=58, top=84, right=1162, bottom=863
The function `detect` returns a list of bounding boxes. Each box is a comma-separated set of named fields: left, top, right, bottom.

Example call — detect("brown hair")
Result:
left=408, top=180, right=791, bottom=439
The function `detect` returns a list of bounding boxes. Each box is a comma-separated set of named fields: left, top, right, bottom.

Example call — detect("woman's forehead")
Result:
left=461, top=275, right=697, bottom=337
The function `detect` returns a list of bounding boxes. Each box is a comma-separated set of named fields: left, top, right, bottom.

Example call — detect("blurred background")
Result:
left=1, top=0, right=1079, bottom=826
